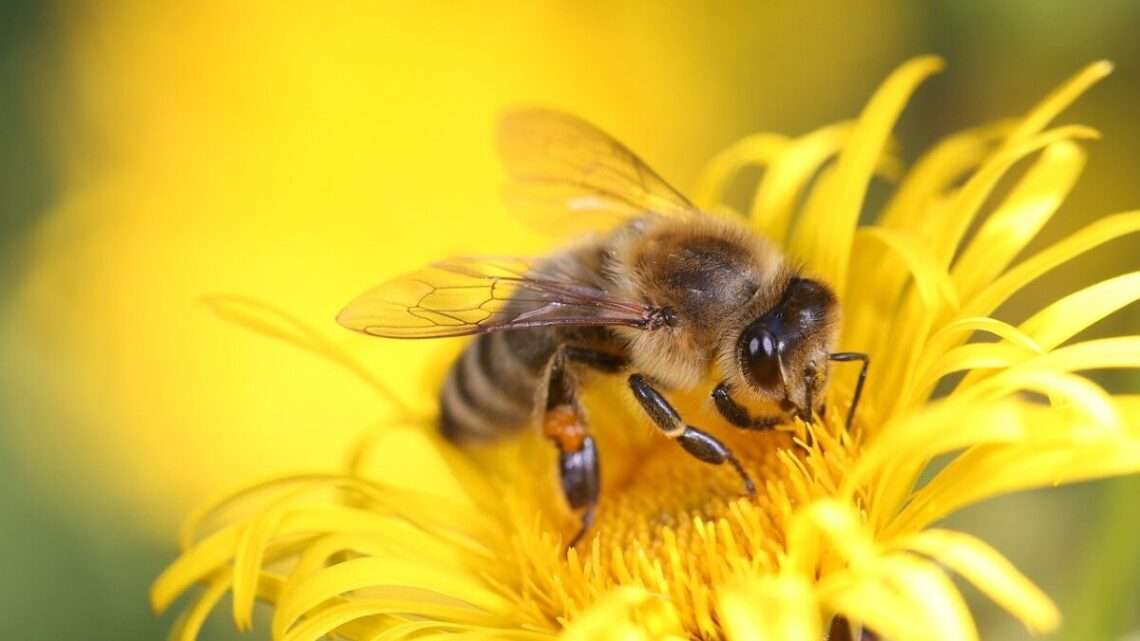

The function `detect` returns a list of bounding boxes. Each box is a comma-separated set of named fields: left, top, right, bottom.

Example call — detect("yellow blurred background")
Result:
left=1, top=2, right=1137, bottom=639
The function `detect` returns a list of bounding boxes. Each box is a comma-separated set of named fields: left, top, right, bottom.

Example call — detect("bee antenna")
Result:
left=828, top=352, right=871, bottom=431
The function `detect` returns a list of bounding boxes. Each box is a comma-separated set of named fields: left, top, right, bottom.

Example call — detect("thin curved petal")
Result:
left=1020, top=272, right=1140, bottom=350
left=951, top=141, right=1086, bottom=299
left=929, top=126, right=1098, bottom=267
left=1004, top=60, right=1112, bottom=146
left=691, top=133, right=790, bottom=209
left=894, top=529, right=1059, bottom=634
left=854, top=226, right=959, bottom=311
left=790, top=56, right=943, bottom=297
left=964, top=211, right=1140, bottom=318
left=892, top=398, right=1140, bottom=533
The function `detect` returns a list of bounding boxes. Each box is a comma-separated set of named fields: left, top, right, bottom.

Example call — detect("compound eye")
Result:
left=740, top=323, right=783, bottom=390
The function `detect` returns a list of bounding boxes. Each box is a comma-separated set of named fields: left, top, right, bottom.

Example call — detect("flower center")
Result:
left=588, top=429, right=794, bottom=559
left=490, top=386, right=854, bottom=637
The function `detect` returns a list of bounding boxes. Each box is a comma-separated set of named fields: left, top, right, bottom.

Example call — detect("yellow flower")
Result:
left=153, top=57, right=1140, bottom=641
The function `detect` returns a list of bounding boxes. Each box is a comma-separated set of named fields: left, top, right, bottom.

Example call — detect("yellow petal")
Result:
left=850, top=400, right=1027, bottom=529
left=787, top=500, right=875, bottom=573
left=750, top=122, right=850, bottom=243
left=275, top=527, right=494, bottom=633
left=751, top=122, right=900, bottom=245
left=691, top=133, right=790, bottom=209
left=853, top=227, right=959, bottom=311
left=876, top=555, right=979, bottom=641
left=928, top=125, right=1098, bottom=268
left=153, top=493, right=494, bottom=613
left=274, top=557, right=512, bottom=637
left=820, top=575, right=919, bottom=641
left=718, top=574, right=821, bottom=641
left=1019, top=272, right=1140, bottom=350
left=914, top=317, right=1043, bottom=396
left=878, top=120, right=1012, bottom=229
left=790, top=56, right=943, bottom=298
left=892, top=399, right=1140, bottom=533
left=961, top=370, right=1120, bottom=429
left=178, top=473, right=336, bottom=552
left=155, top=518, right=296, bottom=613
left=153, top=522, right=243, bottom=612
left=963, top=211, right=1140, bottom=318
left=951, top=141, right=1086, bottom=299
left=894, top=529, right=1060, bottom=634
left=232, top=476, right=498, bottom=630
left=232, top=502, right=292, bottom=629
left=915, top=342, right=1039, bottom=401
left=1003, top=60, right=1112, bottom=147
left=560, top=588, right=685, bottom=641
left=790, top=164, right=837, bottom=260
left=953, top=260, right=1140, bottom=396
left=934, top=317, right=1045, bottom=353
left=821, top=555, right=977, bottom=641
left=364, top=620, right=544, bottom=641
left=281, top=600, right=396, bottom=641
left=1008, top=336, right=1140, bottom=376
left=278, top=600, right=518, bottom=641
left=852, top=399, right=1024, bottom=492
left=168, top=571, right=232, bottom=641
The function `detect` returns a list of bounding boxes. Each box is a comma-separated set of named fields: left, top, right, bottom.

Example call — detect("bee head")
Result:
left=736, top=277, right=838, bottom=420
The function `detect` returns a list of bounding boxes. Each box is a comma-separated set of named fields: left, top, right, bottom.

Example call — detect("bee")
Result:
left=337, top=110, right=868, bottom=547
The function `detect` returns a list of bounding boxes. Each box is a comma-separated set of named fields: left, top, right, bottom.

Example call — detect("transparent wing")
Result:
left=497, top=109, right=700, bottom=234
left=337, top=256, right=661, bottom=339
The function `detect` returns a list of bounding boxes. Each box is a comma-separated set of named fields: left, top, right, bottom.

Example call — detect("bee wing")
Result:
left=497, top=109, right=700, bottom=234
left=337, top=256, right=658, bottom=339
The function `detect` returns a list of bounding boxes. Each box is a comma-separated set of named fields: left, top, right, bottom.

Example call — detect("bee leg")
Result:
left=712, top=381, right=782, bottom=430
left=828, top=352, right=870, bottom=430
left=543, top=352, right=600, bottom=550
left=559, top=435, right=598, bottom=550
left=629, top=374, right=755, bottom=496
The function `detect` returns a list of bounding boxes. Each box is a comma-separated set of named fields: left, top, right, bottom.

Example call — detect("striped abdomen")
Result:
left=439, top=328, right=559, bottom=441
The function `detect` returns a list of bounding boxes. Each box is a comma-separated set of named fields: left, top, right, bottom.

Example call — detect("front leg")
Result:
left=628, top=374, right=755, bottom=496
left=712, top=381, right=783, bottom=430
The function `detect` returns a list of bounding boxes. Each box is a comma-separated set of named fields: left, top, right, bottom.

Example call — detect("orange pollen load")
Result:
left=543, top=404, right=587, bottom=453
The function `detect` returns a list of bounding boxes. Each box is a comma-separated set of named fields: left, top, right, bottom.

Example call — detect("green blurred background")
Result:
left=1, top=2, right=1138, bottom=640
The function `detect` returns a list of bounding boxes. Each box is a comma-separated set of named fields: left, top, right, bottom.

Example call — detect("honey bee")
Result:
left=338, top=110, right=868, bottom=547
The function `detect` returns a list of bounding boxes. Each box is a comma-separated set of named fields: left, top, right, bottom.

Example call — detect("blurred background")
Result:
left=1, top=1, right=1138, bottom=639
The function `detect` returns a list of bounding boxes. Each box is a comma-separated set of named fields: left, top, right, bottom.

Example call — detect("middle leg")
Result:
left=628, top=374, right=755, bottom=496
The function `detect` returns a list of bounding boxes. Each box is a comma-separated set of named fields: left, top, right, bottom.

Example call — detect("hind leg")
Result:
left=542, top=349, right=600, bottom=550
